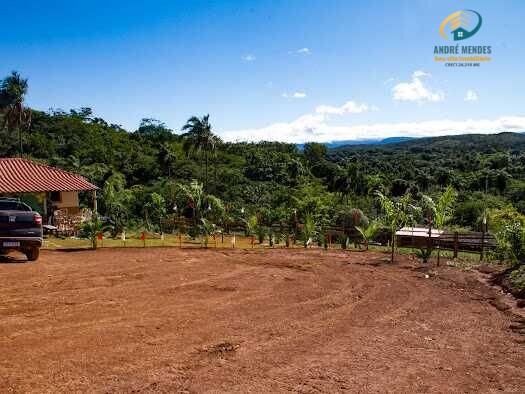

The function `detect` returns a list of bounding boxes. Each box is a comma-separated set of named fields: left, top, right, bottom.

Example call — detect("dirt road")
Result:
left=0, top=248, right=524, bottom=392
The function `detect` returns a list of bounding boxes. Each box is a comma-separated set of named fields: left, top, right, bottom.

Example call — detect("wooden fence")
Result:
left=161, top=218, right=498, bottom=258
left=397, top=230, right=497, bottom=259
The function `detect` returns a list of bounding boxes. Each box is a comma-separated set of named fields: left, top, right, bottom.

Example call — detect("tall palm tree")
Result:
left=0, top=71, right=31, bottom=156
left=181, top=114, right=221, bottom=191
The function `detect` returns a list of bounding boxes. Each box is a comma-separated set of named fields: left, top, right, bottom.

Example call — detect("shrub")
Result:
left=355, top=221, right=380, bottom=250
left=489, top=207, right=525, bottom=233
left=301, top=213, right=317, bottom=248
left=416, top=247, right=433, bottom=264
left=199, top=218, right=216, bottom=248
left=495, top=220, right=525, bottom=265
left=80, top=215, right=107, bottom=249
left=256, top=225, right=267, bottom=244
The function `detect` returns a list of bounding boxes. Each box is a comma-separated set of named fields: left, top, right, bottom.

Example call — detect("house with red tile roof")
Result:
left=0, top=158, right=99, bottom=218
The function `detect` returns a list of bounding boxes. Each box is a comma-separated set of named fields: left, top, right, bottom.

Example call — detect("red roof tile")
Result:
left=0, top=158, right=99, bottom=193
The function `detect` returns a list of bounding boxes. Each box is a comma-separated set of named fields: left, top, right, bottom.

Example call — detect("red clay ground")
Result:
left=0, top=248, right=524, bottom=393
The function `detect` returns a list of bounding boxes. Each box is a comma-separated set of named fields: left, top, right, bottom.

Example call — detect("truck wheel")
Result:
left=25, top=247, right=40, bottom=261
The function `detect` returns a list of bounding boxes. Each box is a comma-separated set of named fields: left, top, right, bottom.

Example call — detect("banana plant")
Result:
left=199, top=218, right=217, bottom=248
left=355, top=221, right=380, bottom=251
left=376, top=191, right=418, bottom=262
left=81, top=215, right=111, bottom=249
left=302, top=213, right=317, bottom=248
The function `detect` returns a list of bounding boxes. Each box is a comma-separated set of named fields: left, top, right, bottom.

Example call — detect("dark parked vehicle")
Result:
left=0, top=197, right=42, bottom=261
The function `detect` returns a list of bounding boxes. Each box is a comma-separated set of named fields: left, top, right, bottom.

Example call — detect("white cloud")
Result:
left=392, top=70, right=444, bottom=104
left=412, top=70, right=431, bottom=78
left=222, top=100, right=377, bottom=142
left=315, top=101, right=377, bottom=115
left=384, top=77, right=396, bottom=85
left=289, top=47, right=311, bottom=55
left=241, top=54, right=256, bottom=62
left=221, top=115, right=525, bottom=144
left=282, top=92, right=307, bottom=99
left=464, top=89, right=479, bottom=102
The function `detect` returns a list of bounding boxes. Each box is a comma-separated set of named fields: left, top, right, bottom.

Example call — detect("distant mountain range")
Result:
left=326, top=132, right=525, bottom=159
left=298, top=132, right=525, bottom=150
left=297, top=136, right=416, bottom=150
left=323, top=136, right=417, bottom=148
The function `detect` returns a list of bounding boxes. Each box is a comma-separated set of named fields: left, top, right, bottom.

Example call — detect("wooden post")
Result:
left=391, top=231, right=395, bottom=263
left=42, top=192, right=48, bottom=223
left=293, top=210, right=297, bottom=245
left=480, top=227, right=486, bottom=261
left=97, top=233, right=103, bottom=248
left=453, top=231, right=459, bottom=259
left=92, top=190, right=98, bottom=213
left=480, top=232, right=485, bottom=261
left=480, top=215, right=487, bottom=262
left=426, top=219, right=432, bottom=264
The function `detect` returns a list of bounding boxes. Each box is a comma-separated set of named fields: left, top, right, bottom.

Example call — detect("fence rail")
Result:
left=161, top=218, right=498, bottom=258
left=397, top=229, right=497, bottom=259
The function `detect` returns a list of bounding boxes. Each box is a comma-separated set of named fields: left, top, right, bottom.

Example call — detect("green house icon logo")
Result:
left=440, top=10, right=482, bottom=41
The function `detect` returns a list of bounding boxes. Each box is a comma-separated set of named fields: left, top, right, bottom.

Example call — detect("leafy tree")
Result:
left=376, top=191, right=415, bottom=262
left=495, top=221, right=525, bottom=265
left=158, top=142, right=178, bottom=177
left=243, top=215, right=258, bottom=238
left=101, top=173, right=132, bottom=236
left=135, top=118, right=174, bottom=144
left=256, top=224, right=267, bottom=244
left=144, top=192, right=166, bottom=232
left=336, top=208, right=368, bottom=231
left=303, top=142, right=327, bottom=165
left=489, top=207, right=525, bottom=233
left=176, top=180, right=223, bottom=230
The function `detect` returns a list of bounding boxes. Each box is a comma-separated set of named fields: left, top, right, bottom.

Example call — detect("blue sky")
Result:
left=2, top=0, right=525, bottom=142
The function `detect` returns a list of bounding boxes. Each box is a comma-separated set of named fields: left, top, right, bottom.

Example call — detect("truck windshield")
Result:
left=0, top=201, right=32, bottom=211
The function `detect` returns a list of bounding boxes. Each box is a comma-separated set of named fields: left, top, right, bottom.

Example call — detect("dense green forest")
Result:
left=328, top=133, right=525, bottom=226
left=2, top=71, right=525, bottom=270
left=2, top=105, right=524, bottom=229
left=2, top=98, right=525, bottom=232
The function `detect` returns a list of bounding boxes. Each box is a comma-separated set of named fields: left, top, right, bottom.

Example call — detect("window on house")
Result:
left=458, top=32, right=463, bottom=37
left=50, top=191, right=62, bottom=202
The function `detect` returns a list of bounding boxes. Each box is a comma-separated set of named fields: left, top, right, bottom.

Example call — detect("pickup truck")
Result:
left=0, top=197, right=42, bottom=261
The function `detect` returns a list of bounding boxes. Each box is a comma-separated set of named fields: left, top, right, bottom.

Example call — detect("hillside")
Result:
left=328, top=132, right=525, bottom=156
left=2, top=109, right=525, bottom=231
